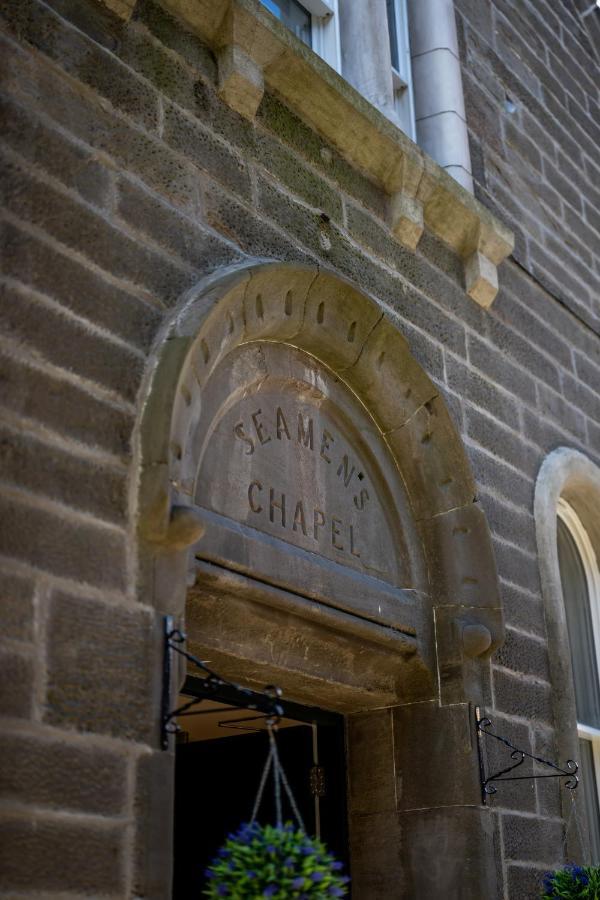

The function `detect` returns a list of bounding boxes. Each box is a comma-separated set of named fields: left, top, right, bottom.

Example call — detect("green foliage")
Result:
left=542, top=865, right=600, bottom=898
left=203, top=822, right=350, bottom=899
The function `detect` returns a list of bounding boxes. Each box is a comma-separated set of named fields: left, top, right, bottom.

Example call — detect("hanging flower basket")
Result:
left=541, top=864, right=600, bottom=898
left=203, top=723, right=349, bottom=898
left=203, top=822, right=349, bottom=898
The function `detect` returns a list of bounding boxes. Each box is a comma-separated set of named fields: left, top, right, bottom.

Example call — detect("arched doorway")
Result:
left=135, top=262, right=504, bottom=897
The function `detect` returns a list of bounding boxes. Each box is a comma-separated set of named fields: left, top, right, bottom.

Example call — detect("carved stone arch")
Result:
left=136, top=261, right=503, bottom=710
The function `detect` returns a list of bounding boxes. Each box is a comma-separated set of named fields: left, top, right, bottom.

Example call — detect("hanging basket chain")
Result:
left=250, top=723, right=306, bottom=833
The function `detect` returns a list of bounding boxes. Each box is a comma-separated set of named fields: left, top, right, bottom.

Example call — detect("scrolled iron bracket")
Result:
left=475, top=707, right=579, bottom=805
left=161, top=616, right=284, bottom=750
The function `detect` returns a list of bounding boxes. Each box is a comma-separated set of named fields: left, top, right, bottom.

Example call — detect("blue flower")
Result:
left=328, top=888, right=345, bottom=897
left=331, top=861, right=343, bottom=870
left=263, top=886, right=278, bottom=897
left=216, top=886, right=228, bottom=897
left=310, top=871, right=324, bottom=882
left=291, top=876, right=305, bottom=889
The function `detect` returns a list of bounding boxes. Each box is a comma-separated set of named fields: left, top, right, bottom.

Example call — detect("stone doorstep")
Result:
left=152, top=0, right=514, bottom=306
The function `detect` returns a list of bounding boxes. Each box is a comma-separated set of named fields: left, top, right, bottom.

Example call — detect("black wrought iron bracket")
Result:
left=475, top=707, right=579, bottom=804
left=161, top=616, right=285, bottom=750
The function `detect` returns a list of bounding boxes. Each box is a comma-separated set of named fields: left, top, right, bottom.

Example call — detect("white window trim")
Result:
left=387, top=0, right=416, bottom=141
left=308, top=0, right=341, bottom=73
left=558, top=496, right=600, bottom=831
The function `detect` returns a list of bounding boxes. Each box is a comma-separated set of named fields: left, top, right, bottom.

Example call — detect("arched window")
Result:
left=557, top=498, right=600, bottom=861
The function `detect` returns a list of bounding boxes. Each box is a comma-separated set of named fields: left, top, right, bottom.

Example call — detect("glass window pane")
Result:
left=260, top=0, right=312, bottom=47
left=386, top=0, right=399, bottom=71
left=557, top=516, right=600, bottom=729
left=579, top=738, right=600, bottom=863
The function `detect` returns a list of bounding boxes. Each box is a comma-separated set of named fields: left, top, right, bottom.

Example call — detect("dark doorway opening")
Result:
left=172, top=675, right=349, bottom=898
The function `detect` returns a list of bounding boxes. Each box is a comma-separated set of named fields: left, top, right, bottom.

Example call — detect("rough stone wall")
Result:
left=0, top=0, right=598, bottom=897
left=455, top=0, right=600, bottom=895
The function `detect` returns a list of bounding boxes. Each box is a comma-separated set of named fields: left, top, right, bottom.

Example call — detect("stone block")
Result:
left=134, top=750, right=175, bottom=898
left=217, top=44, right=264, bottom=120
left=0, top=281, right=144, bottom=405
left=393, top=701, right=481, bottom=809
left=2, top=0, right=157, bottom=128
left=465, top=250, right=498, bottom=307
left=254, top=129, right=344, bottom=221
left=500, top=581, right=546, bottom=639
left=507, top=864, right=549, bottom=900
left=135, top=0, right=217, bottom=81
left=494, top=627, right=550, bottom=681
left=0, top=494, right=127, bottom=591
left=446, top=355, right=520, bottom=429
left=256, top=90, right=388, bottom=217
left=493, top=667, right=554, bottom=725
left=400, top=806, right=500, bottom=899
left=434, top=605, right=502, bottom=704
left=349, top=810, right=404, bottom=899
left=0, top=732, right=127, bottom=815
left=0, top=815, right=126, bottom=894
left=45, top=592, right=159, bottom=741
left=119, top=20, right=200, bottom=113
left=1, top=156, right=194, bottom=307
left=0, top=424, right=128, bottom=526
left=502, top=813, right=564, bottom=865
left=163, top=103, right=253, bottom=202
left=0, top=648, right=34, bottom=719
left=0, top=94, right=112, bottom=208
left=0, top=570, right=34, bottom=642
left=465, top=405, right=538, bottom=481
left=116, top=177, right=242, bottom=273
left=345, top=315, right=437, bottom=432
left=386, top=397, right=477, bottom=520
left=1, top=219, right=162, bottom=352
left=347, top=709, right=396, bottom=815
left=0, top=350, right=134, bottom=459
left=389, top=194, right=424, bottom=250
left=420, top=502, right=500, bottom=608
left=202, top=176, right=312, bottom=264
left=295, top=270, right=382, bottom=372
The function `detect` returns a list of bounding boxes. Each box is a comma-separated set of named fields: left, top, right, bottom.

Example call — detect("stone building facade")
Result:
left=0, top=0, right=599, bottom=897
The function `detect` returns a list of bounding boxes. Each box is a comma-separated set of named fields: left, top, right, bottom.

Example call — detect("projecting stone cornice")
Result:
left=116, top=0, right=514, bottom=306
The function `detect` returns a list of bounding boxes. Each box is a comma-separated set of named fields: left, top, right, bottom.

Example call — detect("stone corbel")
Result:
left=388, top=153, right=427, bottom=252
left=463, top=219, right=513, bottom=308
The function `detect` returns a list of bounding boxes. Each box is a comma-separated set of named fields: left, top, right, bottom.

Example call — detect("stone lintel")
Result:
left=158, top=0, right=514, bottom=307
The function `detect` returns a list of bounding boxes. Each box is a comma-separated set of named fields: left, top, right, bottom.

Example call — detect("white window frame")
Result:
left=261, top=0, right=341, bottom=73
left=302, top=0, right=341, bottom=73
left=386, top=0, right=416, bottom=140
left=558, top=496, right=600, bottom=820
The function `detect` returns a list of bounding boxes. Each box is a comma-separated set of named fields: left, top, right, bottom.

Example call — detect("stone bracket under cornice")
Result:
left=154, top=0, right=514, bottom=306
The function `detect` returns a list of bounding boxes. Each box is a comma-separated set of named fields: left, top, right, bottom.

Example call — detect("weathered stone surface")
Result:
left=347, top=709, right=396, bottom=815
left=420, top=502, right=501, bottom=608
left=386, top=397, right=477, bottom=520
left=0, top=733, right=127, bottom=815
left=134, top=751, right=175, bottom=899
left=393, top=702, right=481, bottom=809
left=0, top=570, right=34, bottom=643
left=45, top=592, right=159, bottom=741
left=400, top=807, right=500, bottom=899
left=0, top=815, right=126, bottom=894
left=502, top=813, right=564, bottom=865
left=0, top=648, right=34, bottom=719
